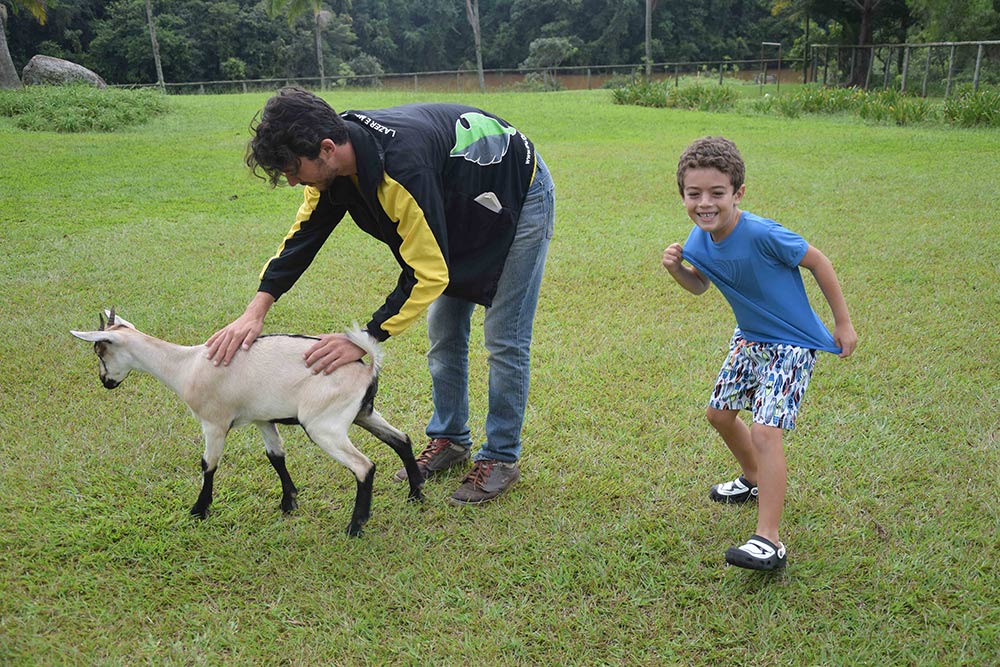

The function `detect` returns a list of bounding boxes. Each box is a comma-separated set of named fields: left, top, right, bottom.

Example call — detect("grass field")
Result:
left=1, top=88, right=998, bottom=665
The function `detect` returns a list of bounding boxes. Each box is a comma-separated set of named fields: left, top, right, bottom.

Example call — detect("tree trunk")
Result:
left=465, top=0, right=485, bottom=92
left=0, top=7, right=22, bottom=90
left=145, top=0, right=165, bottom=91
left=850, top=0, right=877, bottom=87
left=645, top=0, right=652, bottom=80
left=314, top=12, right=325, bottom=89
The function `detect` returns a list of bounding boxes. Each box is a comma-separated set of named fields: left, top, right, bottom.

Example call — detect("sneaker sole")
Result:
left=724, top=548, right=787, bottom=571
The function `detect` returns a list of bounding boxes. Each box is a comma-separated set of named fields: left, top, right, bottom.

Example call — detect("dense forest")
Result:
left=2, top=0, right=998, bottom=87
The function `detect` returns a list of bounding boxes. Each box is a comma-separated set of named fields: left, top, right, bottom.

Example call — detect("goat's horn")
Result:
left=99, top=312, right=106, bottom=331
left=108, top=306, right=116, bottom=326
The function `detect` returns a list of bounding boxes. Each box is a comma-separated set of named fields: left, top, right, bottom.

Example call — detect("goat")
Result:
left=70, top=308, right=424, bottom=536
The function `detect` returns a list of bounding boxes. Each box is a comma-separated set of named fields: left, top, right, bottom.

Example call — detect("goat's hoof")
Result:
left=407, top=490, right=425, bottom=503
left=345, top=523, right=365, bottom=538
left=190, top=506, right=209, bottom=520
left=280, top=497, right=299, bottom=514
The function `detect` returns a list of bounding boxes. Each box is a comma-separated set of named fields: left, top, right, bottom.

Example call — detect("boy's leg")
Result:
left=706, top=407, right=756, bottom=483
left=749, top=423, right=785, bottom=545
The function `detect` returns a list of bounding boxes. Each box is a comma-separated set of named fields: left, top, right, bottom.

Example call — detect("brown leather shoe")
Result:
left=393, top=438, right=470, bottom=483
left=448, top=459, right=520, bottom=506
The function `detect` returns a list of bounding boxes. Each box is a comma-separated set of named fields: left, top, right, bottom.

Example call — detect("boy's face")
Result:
left=681, top=167, right=745, bottom=242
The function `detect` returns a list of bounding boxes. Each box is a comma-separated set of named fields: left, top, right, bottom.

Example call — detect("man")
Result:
left=206, top=87, right=555, bottom=505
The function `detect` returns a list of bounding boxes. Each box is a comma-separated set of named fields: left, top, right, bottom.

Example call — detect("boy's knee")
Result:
left=706, top=407, right=735, bottom=429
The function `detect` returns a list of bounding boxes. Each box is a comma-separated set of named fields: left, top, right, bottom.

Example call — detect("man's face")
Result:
left=282, top=139, right=340, bottom=190
left=283, top=154, right=336, bottom=190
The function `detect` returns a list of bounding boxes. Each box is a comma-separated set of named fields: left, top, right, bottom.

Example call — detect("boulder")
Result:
left=22, top=55, right=107, bottom=88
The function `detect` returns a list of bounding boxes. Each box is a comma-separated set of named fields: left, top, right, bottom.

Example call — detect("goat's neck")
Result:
left=127, top=332, right=201, bottom=396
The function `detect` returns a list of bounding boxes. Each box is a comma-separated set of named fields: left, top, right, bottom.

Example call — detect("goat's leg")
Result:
left=191, top=422, right=227, bottom=519
left=303, top=423, right=376, bottom=537
left=354, top=409, right=424, bottom=502
left=256, top=421, right=298, bottom=514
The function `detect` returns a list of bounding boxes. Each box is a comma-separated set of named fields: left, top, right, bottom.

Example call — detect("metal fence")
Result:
left=809, top=40, right=999, bottom=97
left=131, top=40, right=997, bottom=98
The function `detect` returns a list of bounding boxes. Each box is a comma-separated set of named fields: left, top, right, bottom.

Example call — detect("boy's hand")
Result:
left=662, top=243, right=684, bottom=272
left=834, top=321, right=858, bottom=358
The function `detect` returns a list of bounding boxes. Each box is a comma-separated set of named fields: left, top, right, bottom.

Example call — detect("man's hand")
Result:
left=205, top=292, right=274, bottom=366
left=303, top=333, right=366, bottom=374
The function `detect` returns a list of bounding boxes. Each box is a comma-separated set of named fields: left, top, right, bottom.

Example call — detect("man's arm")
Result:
left=799, top=245, right=857, bottom=358
left=205, top=291, right=275, bottom=365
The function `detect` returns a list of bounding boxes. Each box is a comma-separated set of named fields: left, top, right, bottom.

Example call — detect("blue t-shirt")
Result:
left=682, top=211, right=840, bottom=354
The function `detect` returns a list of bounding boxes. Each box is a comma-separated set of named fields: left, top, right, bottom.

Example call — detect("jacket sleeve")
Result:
left=365, top=170, right=450, bottom=341
left=258, top=187, right=346, bottom=301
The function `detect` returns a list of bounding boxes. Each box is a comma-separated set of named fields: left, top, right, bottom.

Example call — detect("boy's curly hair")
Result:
left=676, top=136, right=745, bottom=195
left=246, top=86, right=350, bottom=187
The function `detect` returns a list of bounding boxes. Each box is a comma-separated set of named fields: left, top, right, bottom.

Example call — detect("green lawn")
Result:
left=1, top=89, right=997, bottom=665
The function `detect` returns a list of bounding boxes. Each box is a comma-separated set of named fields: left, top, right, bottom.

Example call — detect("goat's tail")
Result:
left=345, top=324, right=384, bottom=377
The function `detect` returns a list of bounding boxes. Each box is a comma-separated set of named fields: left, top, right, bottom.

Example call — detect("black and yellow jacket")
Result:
left=257, top=103, right=537, bottom=341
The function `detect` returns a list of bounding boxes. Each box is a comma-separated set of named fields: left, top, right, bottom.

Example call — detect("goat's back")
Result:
left=184, top=335, right=375, bottom=428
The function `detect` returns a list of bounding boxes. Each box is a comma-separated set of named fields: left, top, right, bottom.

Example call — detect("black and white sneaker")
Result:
left=709, top=475, right=758, bottom=504
left=725, top=535, right=787, bottom=570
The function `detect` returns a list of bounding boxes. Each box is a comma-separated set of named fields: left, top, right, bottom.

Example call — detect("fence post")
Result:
left=973, top=43, right=984, bottom=92
left=823, top=46, right=829, bottom=86
left=882, top=47, right=892, bottom=89
left=865, top=46, right=874, bottom=90
left=586, top=67, right=591, bottom=90
left=413, top=73, right=418, bottom=92
left=718, top=63, right=724, bottom=85
left=945, top=44, right=956, bottom=98
left=921, top=46, right=931, bottom=97
left=674, top=65, right=679, bottom=88
left=901, top=46, right=910, bottom=92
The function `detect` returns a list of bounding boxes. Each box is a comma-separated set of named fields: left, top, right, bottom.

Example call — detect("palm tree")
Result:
left=0, top=0, right=47, bottom=89
left=267, top=0, right=345, bottom=89
left=145, top=0, right=165, bottom=91
left=465, top=0, right=485, bottom=92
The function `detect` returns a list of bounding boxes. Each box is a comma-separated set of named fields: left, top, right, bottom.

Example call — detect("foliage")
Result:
left=0, top=83, right=169, bottom=131
left=943, top=86, right=1000, bottom=127
left=665, top=82, right=741, bottom=112
left=610, top=78, right=667, bottom=107
left=856, top=88, right=934, bottom=125
left=1, top=89, right=998, bottom=665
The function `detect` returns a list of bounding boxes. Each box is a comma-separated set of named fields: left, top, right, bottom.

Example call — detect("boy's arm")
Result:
left=799, top=245, right=858, bottom=358
left=662, top=243, right=711, bottom=295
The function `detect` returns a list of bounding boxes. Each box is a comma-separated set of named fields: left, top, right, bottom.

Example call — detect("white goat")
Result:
left=71, top=308, right=424, bottom=536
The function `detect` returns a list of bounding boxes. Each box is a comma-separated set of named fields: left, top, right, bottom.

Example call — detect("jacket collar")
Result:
left=343, top=113, right=385, bottom=196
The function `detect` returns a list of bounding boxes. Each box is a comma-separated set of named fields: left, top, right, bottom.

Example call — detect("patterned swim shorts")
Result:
left=708, top=328, right=818, bottom=430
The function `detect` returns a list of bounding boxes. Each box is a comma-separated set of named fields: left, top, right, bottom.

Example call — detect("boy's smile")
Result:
left=681, top=167, right=745, bottom=242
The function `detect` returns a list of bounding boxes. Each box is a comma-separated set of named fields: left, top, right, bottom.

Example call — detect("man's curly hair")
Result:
left=675, top=136, right=745, bottom=195
left=246, top=86, right=350, bottom=187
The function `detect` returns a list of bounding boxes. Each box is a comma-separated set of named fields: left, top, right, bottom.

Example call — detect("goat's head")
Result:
left=70, top=308, right=139, bottom=389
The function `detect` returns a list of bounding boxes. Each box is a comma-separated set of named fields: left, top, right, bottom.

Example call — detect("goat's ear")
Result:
left=71, top=330, right=118, bottom=344
left=103, top=309, right=135, bottom=330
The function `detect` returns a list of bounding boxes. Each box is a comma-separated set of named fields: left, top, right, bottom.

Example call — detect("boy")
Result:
left=662, top=136, right=857, bottom=571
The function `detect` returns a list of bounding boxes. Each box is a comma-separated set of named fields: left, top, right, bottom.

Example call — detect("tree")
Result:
left=144, top=0, right=164, bottom=90
left=520, top=36, right=576, bottom=89
left=1, top=0, right=47, bottom=89
left=465, top=0, right=484, bottom=92
left=267, top=0, right=353, bottom=89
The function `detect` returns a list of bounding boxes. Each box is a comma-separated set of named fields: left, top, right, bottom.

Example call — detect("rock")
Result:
left=22, top=55, right=107, bottom=88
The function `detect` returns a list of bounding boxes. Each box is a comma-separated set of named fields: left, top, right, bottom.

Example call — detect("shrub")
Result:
left=858, top=89, right=933, bottom=126
left=664, top=83, right=739, bottom=112
left=943, top=88, right=1000, bottom=128
left=610, top=80, right=667, bottom=107
left=0, top=84, right=170, bottom=132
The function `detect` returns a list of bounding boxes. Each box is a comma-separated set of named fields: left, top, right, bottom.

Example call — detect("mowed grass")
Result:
left=1, top=89, right=997, bottom=665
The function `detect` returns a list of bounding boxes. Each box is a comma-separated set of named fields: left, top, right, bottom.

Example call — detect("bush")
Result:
left=0, top=84, right=170, bottom=132
left=857, top=89, right=933, bottom=126
left=665, top=83, right=739, bottom=112
left=610, top=80, right=667, bottom=107
left=943, top=88, right=1000, bottom=128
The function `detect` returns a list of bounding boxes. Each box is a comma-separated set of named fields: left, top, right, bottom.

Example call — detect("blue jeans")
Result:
left=425, top=156, right=555, bottom=462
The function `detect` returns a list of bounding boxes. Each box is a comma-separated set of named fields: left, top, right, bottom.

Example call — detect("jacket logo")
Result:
left=450, top=112, right=516, bottom=166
